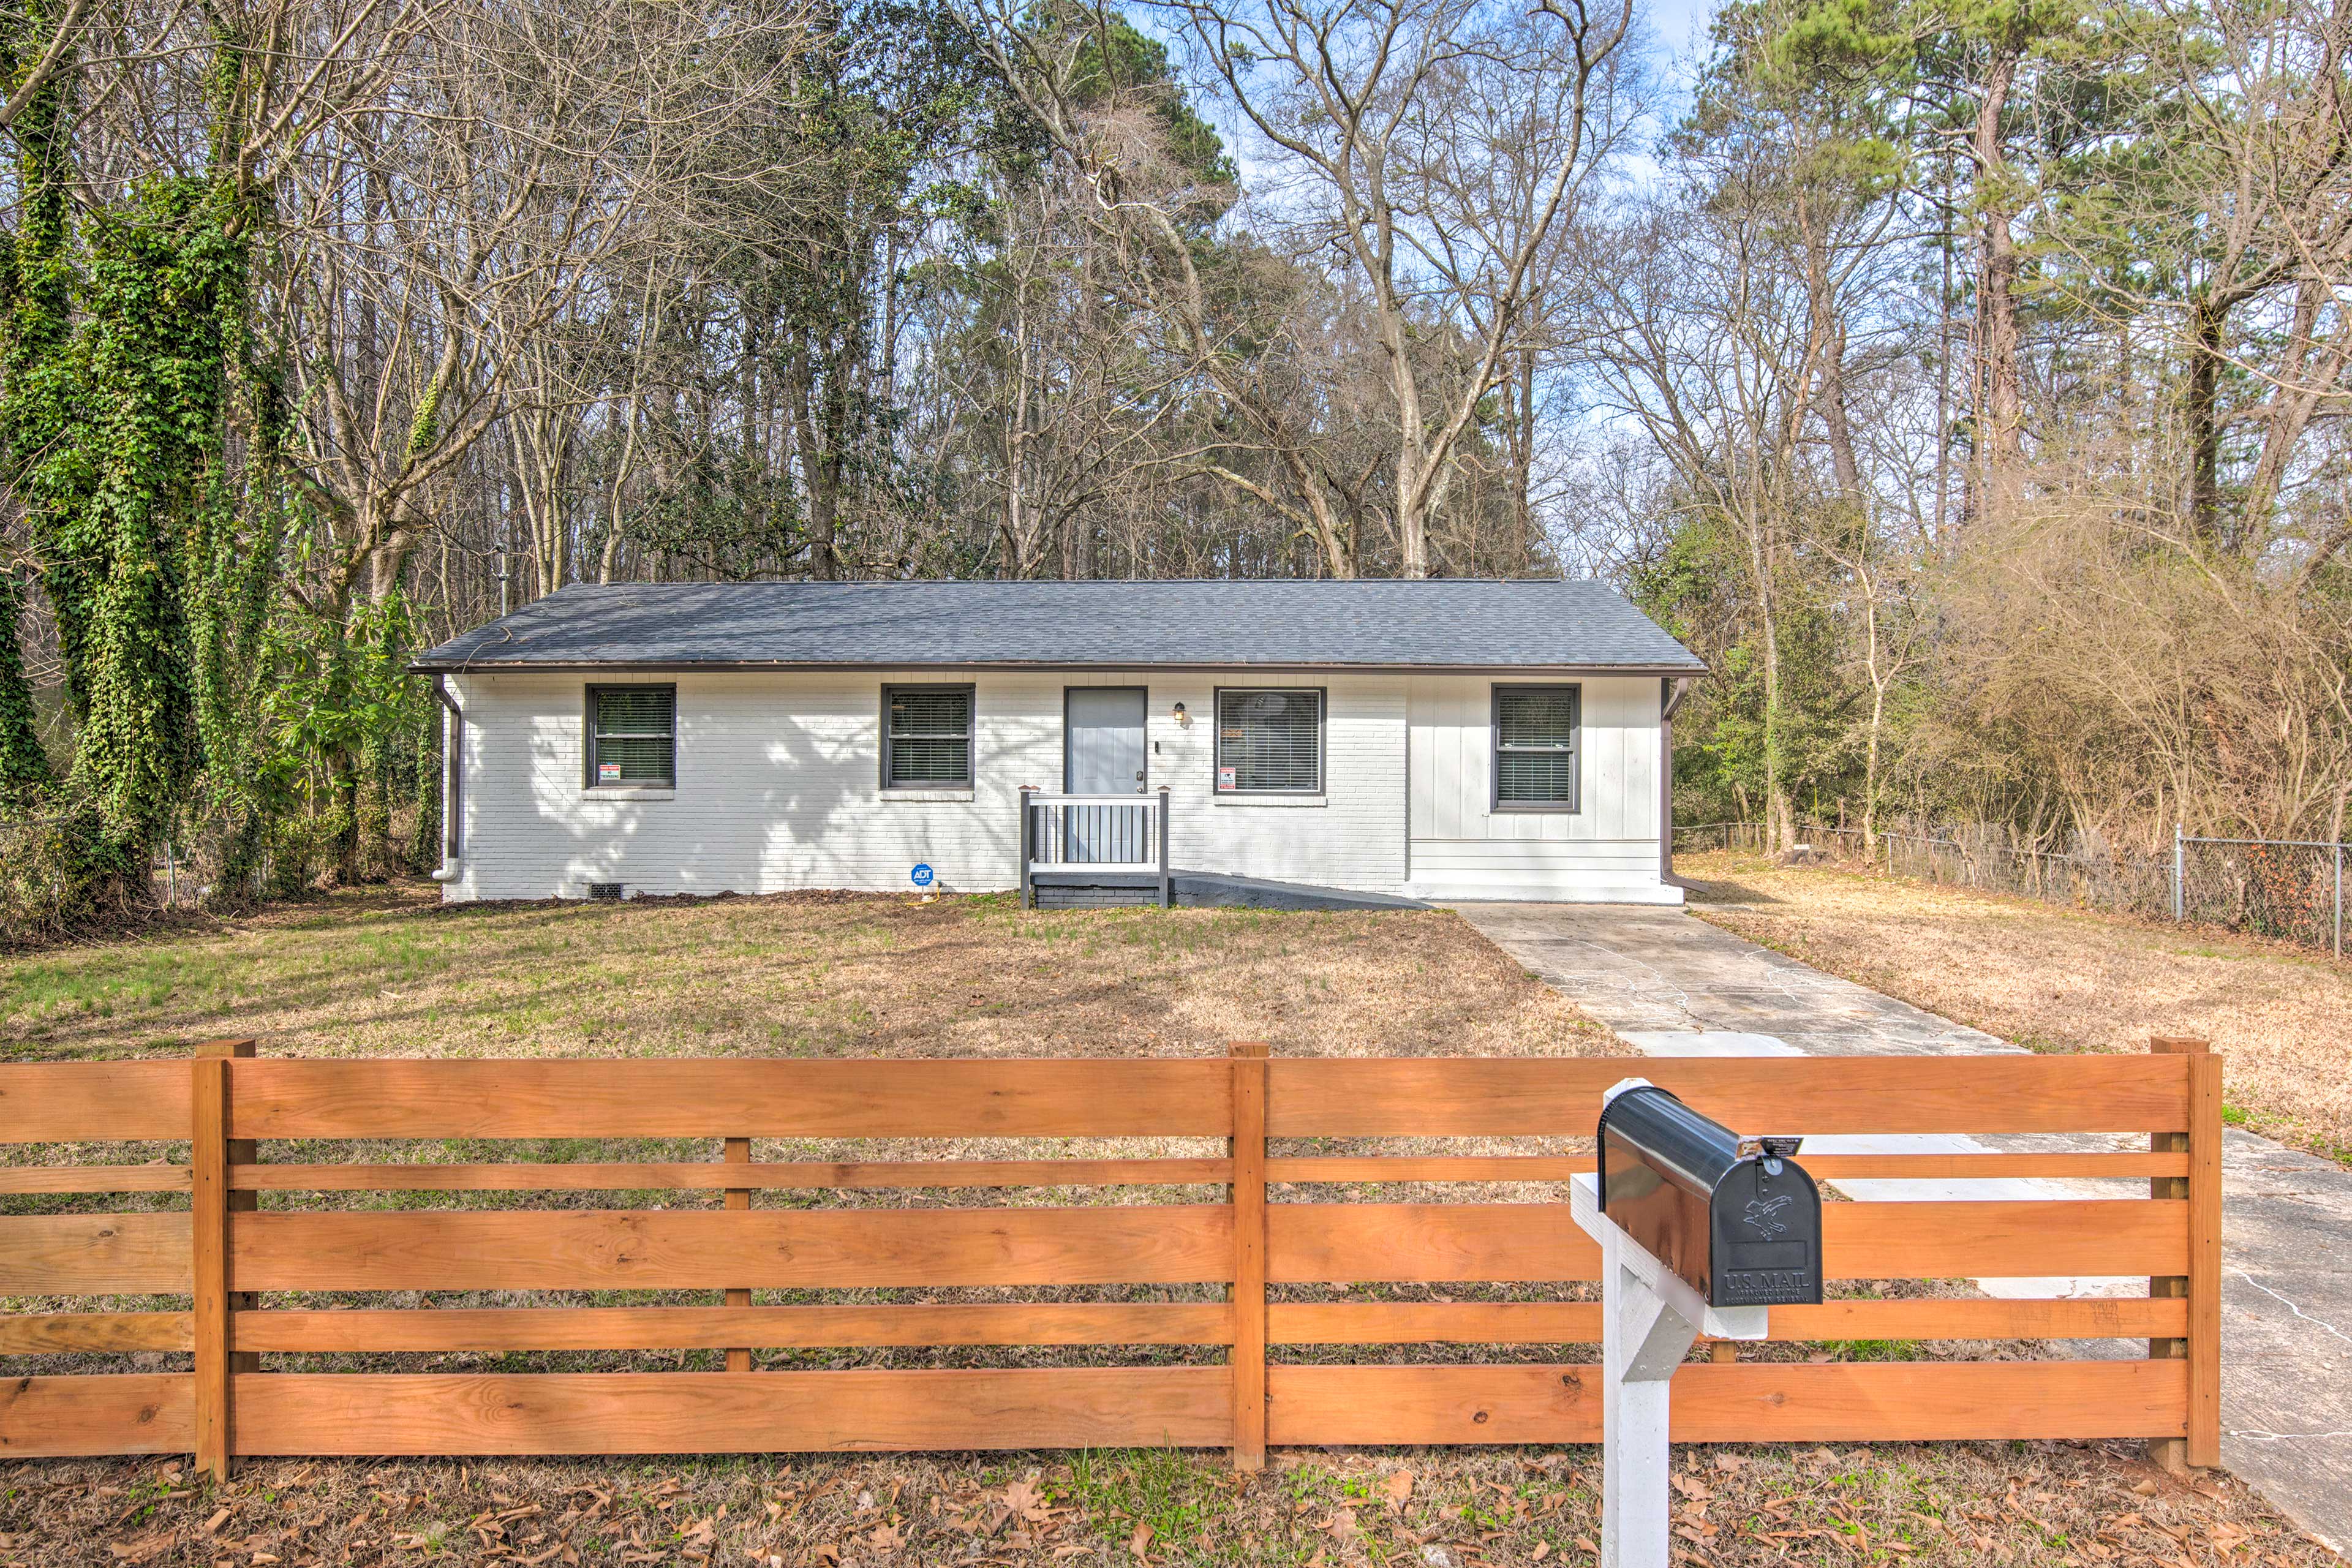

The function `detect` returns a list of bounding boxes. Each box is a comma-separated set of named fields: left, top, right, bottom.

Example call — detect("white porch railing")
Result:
left=1019, top=788, right=1171, bottom=907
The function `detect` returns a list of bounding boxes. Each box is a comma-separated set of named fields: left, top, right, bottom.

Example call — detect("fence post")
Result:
left=2147, top=1036, right=2220, bottom=1473
left=1158, top=786, right=1173, bottom=908
left=724, top=1137, right=752, bottom=1372
left=192, top=1038, right=257, bottom=1483
left=1227, top=1042, right=1270, bottom=1472
left=2173, top=824, right=2185, bottom=922
left=1018, top=786, right=1036, bottom=910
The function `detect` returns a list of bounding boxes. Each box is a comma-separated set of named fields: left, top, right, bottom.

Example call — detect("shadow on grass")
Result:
left=1677, top=875, right=1789, bottom=906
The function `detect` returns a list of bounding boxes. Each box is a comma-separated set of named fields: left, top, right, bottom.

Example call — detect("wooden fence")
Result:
left=0, top=1041, right=2220, bottom=1478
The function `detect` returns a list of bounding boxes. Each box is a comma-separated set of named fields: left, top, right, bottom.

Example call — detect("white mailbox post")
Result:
left=1570, top=1078, right=1774, bottom=1568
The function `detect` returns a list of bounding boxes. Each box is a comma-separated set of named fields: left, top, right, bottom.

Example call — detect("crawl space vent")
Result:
left=587, top=882, right=624, bottom=901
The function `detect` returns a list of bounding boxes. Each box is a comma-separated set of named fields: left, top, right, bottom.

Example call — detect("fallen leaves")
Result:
left=102, top=1532, right=173, bottom=1565
left=1000, top=1476, right=1050, bottom=1528
left=0, top=1434, right=2334, bottom=1568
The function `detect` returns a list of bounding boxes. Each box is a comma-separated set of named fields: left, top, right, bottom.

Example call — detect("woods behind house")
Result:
left=0, top=0, right=2347, bottom=926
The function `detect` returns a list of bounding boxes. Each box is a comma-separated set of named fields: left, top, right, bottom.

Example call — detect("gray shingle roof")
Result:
left=412, top=579, right=1703, bottom=673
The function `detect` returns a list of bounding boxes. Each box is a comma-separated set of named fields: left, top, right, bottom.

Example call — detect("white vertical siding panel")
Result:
left=1403, top=673, right=1674, bottom=902
left=1459, top=676, right=1477, bottom=834
left=1594, top=679, right=1627, bottom=840
left=1620, top=679, right=1657, bottom=840
left=1408, top=677, right=1438, bottom=839
left=1424, top=675, right=1449, bottom=838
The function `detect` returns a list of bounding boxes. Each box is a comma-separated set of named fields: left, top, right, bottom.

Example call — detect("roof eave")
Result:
left=410, top=657, right=1708, bottom=677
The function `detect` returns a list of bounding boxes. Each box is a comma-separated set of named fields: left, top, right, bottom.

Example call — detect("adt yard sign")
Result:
left=910, top=864, right=935, bottom=888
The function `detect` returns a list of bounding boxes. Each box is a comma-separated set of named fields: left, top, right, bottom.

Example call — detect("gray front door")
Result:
left=1065, top=688, right=1148, bottom=862
left=1066, top=687, right=1148, bottom=795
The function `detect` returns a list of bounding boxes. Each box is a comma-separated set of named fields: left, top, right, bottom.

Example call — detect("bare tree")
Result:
left=1146, top=0, right=1637, bottom=575
left=268, top=0, right=820, bottom=611
left=1581, top=172, right=1832, bottom=850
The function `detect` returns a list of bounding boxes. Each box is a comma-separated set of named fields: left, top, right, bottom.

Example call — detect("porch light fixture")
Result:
left=1172, top=701, right=1190, bottom=726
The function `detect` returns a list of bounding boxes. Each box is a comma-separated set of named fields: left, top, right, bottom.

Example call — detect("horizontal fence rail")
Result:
left=0, top=1042, right=2220, bottom=1474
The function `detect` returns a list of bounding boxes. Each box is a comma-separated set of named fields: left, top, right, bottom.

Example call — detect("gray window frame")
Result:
left=880, top=682, right=978, bottom=790
left=1491, top=682, right=1580, bottom=813
left=583, top=683, right=677, bottom=790
left=1212, top=685, right=1326, bottom=796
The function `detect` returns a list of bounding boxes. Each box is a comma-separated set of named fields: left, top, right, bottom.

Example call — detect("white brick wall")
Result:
left=1148, top=674, right=1406, bottom=893
left=442, top=670, right=1411, bottom=901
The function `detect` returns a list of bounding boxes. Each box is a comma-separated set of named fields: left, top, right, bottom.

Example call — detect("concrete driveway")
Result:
left=1455, top=902, right=2352, bottom=1556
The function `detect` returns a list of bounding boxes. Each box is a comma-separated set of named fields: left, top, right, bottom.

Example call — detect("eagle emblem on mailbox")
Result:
left=1743, top=1193, right=1795, bottom=1239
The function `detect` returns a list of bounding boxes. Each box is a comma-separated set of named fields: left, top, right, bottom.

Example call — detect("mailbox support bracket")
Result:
left=1573, top=1079, right=1770, bottom=1568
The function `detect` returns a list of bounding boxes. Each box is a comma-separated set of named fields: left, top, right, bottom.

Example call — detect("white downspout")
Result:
left=1659, top=676, right=1694, bottom=884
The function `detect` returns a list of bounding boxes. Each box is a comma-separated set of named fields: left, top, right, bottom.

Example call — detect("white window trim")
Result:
left=1212, top=685, right=1326, bottom=796
left=584, top=682, right=678, bottom=791
left=881, top=683, right=978, bottom=791
left=1491, top=682, right=1581, bottom=814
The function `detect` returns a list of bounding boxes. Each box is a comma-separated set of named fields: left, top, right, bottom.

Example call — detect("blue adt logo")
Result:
left=910, top=864, right=935, bottom=888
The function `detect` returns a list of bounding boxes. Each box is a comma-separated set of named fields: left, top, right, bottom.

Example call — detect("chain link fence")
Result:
left=1883, top=826, right=2175, bottom=917
left=2176, top=834, right=2347, bottom=957
left=1673, top=821, right=1877, bottom=858
left=1675, top=818, right=2350, bottom=959
left=1672, top=821, right=1775, bottom=854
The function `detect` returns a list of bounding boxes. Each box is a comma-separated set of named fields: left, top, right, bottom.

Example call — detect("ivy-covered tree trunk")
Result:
left=188, top=371, right=289, bottom=898
left=0, top=566, right=48, bottom=799
left=66, top=181, right=244, bottom=873
left=363, top=692, right=396, bottom=879
left=1, top=0, right=92, bottom=734
left=410, top=704, right=442, bottom=870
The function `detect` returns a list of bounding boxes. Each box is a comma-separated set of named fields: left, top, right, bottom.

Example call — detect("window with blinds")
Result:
left=1215, top=688, right=1323, bottom=793
left=586, top=685, right=676, bottom=787
left=1493, top=685, right=1578, bottom=809
left=884, top=685, right=974, bottom=788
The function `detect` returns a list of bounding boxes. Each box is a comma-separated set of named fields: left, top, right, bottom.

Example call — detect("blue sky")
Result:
left=1162, top=0, right=1732, bottom=208
left=1646, top=0, right=1724, bottom=66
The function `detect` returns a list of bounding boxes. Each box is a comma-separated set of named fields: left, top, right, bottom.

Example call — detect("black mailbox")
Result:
left=1597, top=1085, right=1823, bottom=1308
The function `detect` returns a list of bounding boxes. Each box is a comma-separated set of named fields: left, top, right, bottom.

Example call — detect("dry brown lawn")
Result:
left=4, top=1437, right=2325, bottom=1568
left=1679, top=850, right=2352, bottom=1163
left=0, top=883, right=1606, bottom=1065
left=1, top=886, right=2331, bottom=1566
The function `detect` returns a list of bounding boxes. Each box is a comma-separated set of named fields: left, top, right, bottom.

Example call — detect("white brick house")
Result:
left=412, top=580, right=1703, bottom=907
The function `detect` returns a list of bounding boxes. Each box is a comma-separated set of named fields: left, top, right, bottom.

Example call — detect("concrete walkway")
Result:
left=1456, top=902, right=2352, bottom=1555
